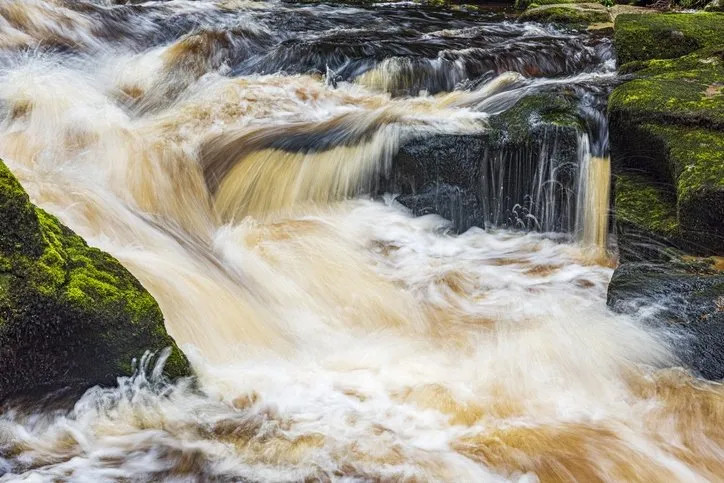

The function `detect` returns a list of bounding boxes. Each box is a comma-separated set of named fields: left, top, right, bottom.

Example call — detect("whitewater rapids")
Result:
left=1, top=0, right=724, bottom=481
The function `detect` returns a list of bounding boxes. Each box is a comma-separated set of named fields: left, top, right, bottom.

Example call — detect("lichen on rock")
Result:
left=0, top=159, right=191, bottom=401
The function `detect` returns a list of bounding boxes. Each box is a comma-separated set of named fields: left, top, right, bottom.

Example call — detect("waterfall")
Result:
left=575, top=135, right=612, bottom=255
left=3, top=1, right=723, bottom=481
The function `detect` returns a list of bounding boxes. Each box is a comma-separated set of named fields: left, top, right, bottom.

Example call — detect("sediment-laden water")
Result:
left=1, top=1, right=723, bottom=481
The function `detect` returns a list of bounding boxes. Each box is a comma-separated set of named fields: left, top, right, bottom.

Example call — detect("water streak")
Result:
left=0, top=1, right=721, bottom=481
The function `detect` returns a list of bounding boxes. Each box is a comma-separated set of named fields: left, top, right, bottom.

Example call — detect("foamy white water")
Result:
left=1, top=1, right=723, bottom=481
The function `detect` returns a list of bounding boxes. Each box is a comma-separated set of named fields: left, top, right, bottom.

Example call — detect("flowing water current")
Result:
left=1, top=1, right=724, bottom=481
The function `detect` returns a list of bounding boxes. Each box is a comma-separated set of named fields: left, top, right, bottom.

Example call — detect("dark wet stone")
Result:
left=397, top=183, right=484, bottom=232
left=384, top=91, right=585, bottom=233
left=607, top=260, right=724, bottom=380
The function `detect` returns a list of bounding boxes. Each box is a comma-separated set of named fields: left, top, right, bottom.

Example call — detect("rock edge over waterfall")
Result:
left=0, top=160, right=190, bottom=401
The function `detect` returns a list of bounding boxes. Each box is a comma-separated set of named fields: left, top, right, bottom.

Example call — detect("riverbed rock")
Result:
left=613, top=172, right=681, bottom=261
left=0, top=160, right=190, bottom=401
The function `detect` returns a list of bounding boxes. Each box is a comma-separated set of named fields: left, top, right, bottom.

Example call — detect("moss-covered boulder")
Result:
left=609, top=12, right=724, bottom=379
left=0, top=160, right=190, bottom=401
left=609, top=43, right=724, bottom=255
left=614, top=13, right=724, bottom=66
left=519, top=3, right=612, bottom=26
left=610, top=47, right=724, bottom=128
left=514, top=0, right=591, bottom=12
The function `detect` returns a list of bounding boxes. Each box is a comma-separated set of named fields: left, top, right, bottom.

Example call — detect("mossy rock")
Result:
left=613, top=172, right=681, bottom=261
left=387, top=91, right=582, bottom=232
left=489, top=91, right=584, bottom=138
left=609, top=122, right=724, bottom=255
left=614, top=13, right=724, bottom=65
left=515, top=0, right=591, bottom=12
left=659, top=125, right=724, bottom=253
left=610, top=46, right=724, bottom=129
left=0, top=160, right=191, bottom=401
left=519, top=3, right=612, bottom=25
left=609, top=39, right=724, bottom=255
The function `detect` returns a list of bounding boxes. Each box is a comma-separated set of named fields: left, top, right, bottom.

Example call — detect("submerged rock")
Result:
left=0, top=160, right=190, bottom=401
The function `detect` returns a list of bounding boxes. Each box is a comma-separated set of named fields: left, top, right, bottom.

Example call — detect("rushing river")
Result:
left=1, top=0, right=724, bottom=481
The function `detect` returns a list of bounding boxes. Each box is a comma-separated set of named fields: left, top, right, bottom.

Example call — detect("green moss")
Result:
left=490, top=92, right=583, bottom=140
left=0, top=159, right=191, bottom=400
left=519, top=4, right=611, bottom=25
left=642, top=124, right=724, bottom=204
left=515, top=0, right=591, bottom=11
left=614, top=13, right=724, bottom=65
left=614, top=172, right=679, bottom=238
left=0, top=161, right=44, bottom=257
left=610, top=47, right=724, bottom=130
left=609, top=119, right=723, bottom=255
left=644, top=125, right=724, bottom=253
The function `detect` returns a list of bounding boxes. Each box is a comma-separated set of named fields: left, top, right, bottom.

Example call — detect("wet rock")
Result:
left=396, top=183, right=484, bottom=232
left=613, top=172, right=682, bottom=262
left=609, top=46, right=724, bottom=128
left=609, top=44, right=724, bottom=255
left=607, top=259, right=724, bottom=379
left=608, top=12, right=724, bottom=380
left=0, top=160, right=190, bottom=401
left=386, top=92, right=582, bottom=232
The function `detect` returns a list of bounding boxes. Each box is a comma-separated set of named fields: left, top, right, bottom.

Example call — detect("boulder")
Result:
left=519, top=3, right=612, bottom=26
left=609, top=45, right=724, bottom=255
left=613, top=171, right=681, bottom=262
left=614, top=13, right=723, bottom=66
left=0, top=159, right=190, bottom=401
left=608, top=12, right=724, bottom=380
